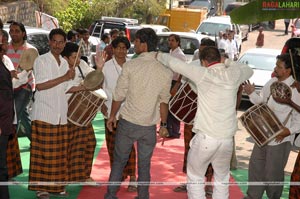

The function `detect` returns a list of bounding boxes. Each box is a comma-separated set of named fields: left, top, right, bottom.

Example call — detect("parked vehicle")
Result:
left=156, top=32, right=202, bottom=63
left=140, top=24, right=171, bottom=33
left=155, top=8, right=207, bottom=32
left=4, top=24, right=50, bottom=55
left=89, top=17, right=142, bottom=43
left=238, top=48, right=281, bottom=102
left=195, top=15, right=245, bottom=52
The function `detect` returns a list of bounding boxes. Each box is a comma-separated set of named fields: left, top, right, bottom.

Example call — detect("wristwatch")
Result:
left=160, top=122, right=167, bottom=128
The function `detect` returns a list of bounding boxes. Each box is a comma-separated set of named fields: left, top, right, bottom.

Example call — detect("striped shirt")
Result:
left=31, top=52, right=70, bottom=125
left=6, top=42, right=38, bottom=90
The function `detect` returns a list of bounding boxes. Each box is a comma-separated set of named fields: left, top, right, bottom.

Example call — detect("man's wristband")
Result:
left=160, top=122, right=167, bottom=128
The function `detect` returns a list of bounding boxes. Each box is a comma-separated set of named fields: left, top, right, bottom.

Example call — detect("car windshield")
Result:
left=196, top=22, right=231, bottom=36
left=238, top=53, right=276, bottom=71
left=157, top=36, right=199, bottom=55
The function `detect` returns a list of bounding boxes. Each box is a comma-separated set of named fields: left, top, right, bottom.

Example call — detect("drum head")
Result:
left=19, top=48, right=39, bottom=71
left=83, top=70, right=104, bottom=90
left=270, top=81, right=292, bottom=99
left=93, top=88, right=107, bottom=100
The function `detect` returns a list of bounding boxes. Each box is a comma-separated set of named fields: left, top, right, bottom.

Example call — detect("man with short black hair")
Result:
left=28, top=28, right=75, bottom=199
left=104, top=28, right=173, bottom=199
left=157, top=46, right=253, bottom=199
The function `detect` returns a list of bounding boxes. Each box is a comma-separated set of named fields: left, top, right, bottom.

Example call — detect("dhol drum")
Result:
left=239, top=103, right=284, bottom=147
left=68, top=89, right=107, bottom=127
left=169, top=81, right=197, bottom=125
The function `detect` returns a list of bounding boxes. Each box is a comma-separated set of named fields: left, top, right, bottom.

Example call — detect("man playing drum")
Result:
left=101, top=36, right=138, bottom=192
left=157, top=46, right=253, bottom=199
left=173, top=38, right=216, bottom=195
left=243, top=54, right=300, bottom=199
left=29, top=28, right=75, bottom=199
left=62, top=42, right=105, bottom=184
left=167, top=34, right=187, bottom=139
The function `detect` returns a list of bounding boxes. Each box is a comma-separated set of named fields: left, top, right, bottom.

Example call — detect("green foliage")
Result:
left=33, top=0, right=167, bottom=31
left=230, top=0, right=300, bottom=24
left=54, top=0, right=89, bottom=31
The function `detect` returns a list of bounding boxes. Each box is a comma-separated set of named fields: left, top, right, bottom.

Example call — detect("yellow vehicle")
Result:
left=155, top=8, right=208, bottom=32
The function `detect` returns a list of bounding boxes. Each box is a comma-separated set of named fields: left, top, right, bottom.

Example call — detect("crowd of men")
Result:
left=1, top=18, right=300, bottom=199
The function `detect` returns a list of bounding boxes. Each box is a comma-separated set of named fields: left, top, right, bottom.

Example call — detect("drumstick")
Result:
left=73, top=39, right=83, bottom=69
left=289, top=49, right=297, bottom=81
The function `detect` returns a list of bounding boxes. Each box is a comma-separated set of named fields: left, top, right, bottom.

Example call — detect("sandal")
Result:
left=127, top=185, right=137, bottom=192
left=36, top=191, right=50, bottom=199
left=49, top=191, right=69, bottom=198
left=173, top=184, right=187, bottom=192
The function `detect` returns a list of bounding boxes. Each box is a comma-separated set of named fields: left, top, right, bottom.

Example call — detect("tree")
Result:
left=230, top=0, right=300, bottom=24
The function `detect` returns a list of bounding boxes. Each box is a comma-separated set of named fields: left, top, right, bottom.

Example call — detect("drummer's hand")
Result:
left=107, top=116, right=117, bottom=132
left=95, top=50, right=107, bottom=70
left=170, top=83, right=180, bottom=96
left=101, top=105, right=108, bottom=118
left=243, top=80, right=255, bottom=95
left=158, top=127, right=169, bottom=138
left=10, top=70, right=18, bottom=79
left=66, top=68, right=75, bottom=80
left=291, top=81, right=300, bottom=93
left=272, top=96, right=292, bottom=106
left=275, top=127, right=291, bottom=143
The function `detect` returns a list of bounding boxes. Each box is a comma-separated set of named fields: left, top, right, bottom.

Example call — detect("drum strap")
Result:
left=78, top=66, right=85, bottom=80
left=283, top=109, right=292, bottom=126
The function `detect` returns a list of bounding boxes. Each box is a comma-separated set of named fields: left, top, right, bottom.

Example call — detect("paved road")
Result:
left=235, top=19, right=298, bottom=175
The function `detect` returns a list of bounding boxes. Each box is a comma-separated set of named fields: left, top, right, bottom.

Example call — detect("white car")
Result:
left=238, top=48, right=281, bottom=102
left=195, top=15, right=245, bottom=52
left=157, top=32, right=203, bottom=63
left=140, top=24, right=171, bottom=33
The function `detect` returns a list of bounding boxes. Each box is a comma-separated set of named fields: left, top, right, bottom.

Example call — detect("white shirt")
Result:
left=226, top=39, right=238, bottom=60
left=157, top=54, right=253, bottom=139
left=170, top=47, right=186, bottom=80
left=249, top=76, right=300, bottom=145
left=218, top=38, right=228, bottom=52
left=102, top=56, right=128, bottom=119
left=66, top=59, right=94, bottom=99
left=31, top=52, right=70, bottom=125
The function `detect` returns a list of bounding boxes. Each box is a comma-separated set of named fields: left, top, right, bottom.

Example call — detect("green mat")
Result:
left=231, top=167, right=291, bottom=198
left=9, top=113, right=106, bottom=199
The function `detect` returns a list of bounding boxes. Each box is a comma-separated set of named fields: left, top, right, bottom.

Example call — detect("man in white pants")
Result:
left=157, top=46, right=253, bottom=199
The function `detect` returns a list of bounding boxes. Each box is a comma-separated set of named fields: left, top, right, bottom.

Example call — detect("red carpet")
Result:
left=78, top=132, right=244, bottom=199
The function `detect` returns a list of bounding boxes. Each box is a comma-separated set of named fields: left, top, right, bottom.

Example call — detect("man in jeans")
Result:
left=105, top=28, right=173, bottom=199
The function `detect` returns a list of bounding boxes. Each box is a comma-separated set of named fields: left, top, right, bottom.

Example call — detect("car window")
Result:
left=196, top=22, right=231, bottom=36
left=157, top=36, right=198, bottom=55
left=238, top=54, right=276, bottom=71
left=27, top=33, right=49, bottom=55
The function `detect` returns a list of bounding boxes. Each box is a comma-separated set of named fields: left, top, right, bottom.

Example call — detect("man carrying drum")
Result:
left=243, top=53, right=300, bottom=199
left=28, top=28, right=75, bottom=199
left=157, top=46, right=253, bottom=199
left=62, top=42, right=105, bottom=184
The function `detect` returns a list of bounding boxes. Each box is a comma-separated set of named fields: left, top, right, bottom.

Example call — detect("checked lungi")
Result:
left=67, top=122, right=96, bottom=181
left=104, top=119, right=136, bottom=180
left=28, top=120, right=68, bottom=193
left=289, top=152, right=300, bottom=199
left=6, top=132, right=23, bottom=179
